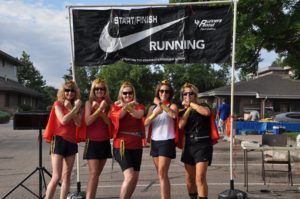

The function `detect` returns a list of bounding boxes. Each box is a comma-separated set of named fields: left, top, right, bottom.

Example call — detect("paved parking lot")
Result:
left=1, top=120, right=300, bottom=199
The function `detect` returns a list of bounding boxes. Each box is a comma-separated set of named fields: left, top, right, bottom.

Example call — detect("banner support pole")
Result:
left=67, top=6, right=86, bottom=198
left=66, top=0, right=233, bottom=9
left=218, top=0, right=247, bottom=198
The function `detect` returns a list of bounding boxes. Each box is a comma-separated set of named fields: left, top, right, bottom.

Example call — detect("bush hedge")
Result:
left=0, top=111, right=11, bottom=124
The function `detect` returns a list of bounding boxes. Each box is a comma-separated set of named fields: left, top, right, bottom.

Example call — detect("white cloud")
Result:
left=259, top=49, right=278, bottom=69
left=0, top=0, right=70, bottom=88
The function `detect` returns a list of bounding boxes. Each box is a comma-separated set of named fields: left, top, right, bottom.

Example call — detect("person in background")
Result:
left=216, top=98, right=230, bottom=141
left=45, top=80, right=82, bottom=199
left=84, top=79, right=112, bottom=199
left=178, top=83, right=213, bottom=199
left=248, top=110, right=260, bottom=121
left=144, top=80, right=178, bottom=199
left=110, top=81, right=145, bottom=199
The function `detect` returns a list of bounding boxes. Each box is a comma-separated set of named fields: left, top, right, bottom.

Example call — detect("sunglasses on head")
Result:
left=183, top=92, right=194, bottom=96
left=159, top=89, right=170, bottom=94
left=122, top=91, right=133, bottom=96
left=94, top=87, right=105, bottom=91
left=64, top=88, right=75, bottom=93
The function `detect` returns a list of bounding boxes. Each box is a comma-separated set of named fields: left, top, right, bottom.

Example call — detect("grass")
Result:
left=283, top=132, right=300, bottom=140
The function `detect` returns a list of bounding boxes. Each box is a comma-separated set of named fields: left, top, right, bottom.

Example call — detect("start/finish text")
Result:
left=113, top=16, right=158, bottom=25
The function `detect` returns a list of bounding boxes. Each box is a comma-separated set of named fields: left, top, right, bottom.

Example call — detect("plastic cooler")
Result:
left=272, top=126, right=286, bottom=134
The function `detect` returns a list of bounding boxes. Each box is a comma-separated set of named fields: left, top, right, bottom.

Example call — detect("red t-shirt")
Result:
left=111, top=104, right=145, bottom=149
left=53, top=101, right=77, bottom=143
left=86, top=109, right=110, bottom=141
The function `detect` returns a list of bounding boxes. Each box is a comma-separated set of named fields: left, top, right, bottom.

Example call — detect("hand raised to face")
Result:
left=92, top=101, right=99, bottom=110
left=152, top=105, right=163, bottom=115
left=99, top=100, right=108, bottom=111
left=74, top=99, right=82, bottom=109
left=64, top=100, right=72, bottom=110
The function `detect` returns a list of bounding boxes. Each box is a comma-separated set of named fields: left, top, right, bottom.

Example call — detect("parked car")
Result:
left=274, top=112, right=300, bottom=123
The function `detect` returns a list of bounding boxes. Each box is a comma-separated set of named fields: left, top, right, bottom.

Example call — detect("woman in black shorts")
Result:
left=144, top=80, right=178, bottom=199
left=44, top=80, right=82, bottom=199
left=178, top=83, right=213, bottom=199
left=84, top=79, right=112, bottom=199
left=110, top=81, right=145, bottom=199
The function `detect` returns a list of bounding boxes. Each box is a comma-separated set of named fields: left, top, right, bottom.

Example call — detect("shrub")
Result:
left=19, top=104, right=32, bottom=112
left=0, top=111, right=11, bottom=124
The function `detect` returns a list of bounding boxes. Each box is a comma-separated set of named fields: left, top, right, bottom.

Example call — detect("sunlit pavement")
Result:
left=1, top=120, right=300, bottom=199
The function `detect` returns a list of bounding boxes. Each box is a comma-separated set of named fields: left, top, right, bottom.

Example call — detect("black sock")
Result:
left=198, top=197, right=208, bottom=199
left=189, top=193, right=198, bottom=199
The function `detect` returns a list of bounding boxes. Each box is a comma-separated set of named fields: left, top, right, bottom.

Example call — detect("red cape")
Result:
left=43, top=103, right=61, bottom=143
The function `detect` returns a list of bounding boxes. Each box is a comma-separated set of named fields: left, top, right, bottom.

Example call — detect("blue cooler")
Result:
left=272, top=126, right=279, bottom=134
left=273, top=126, right=286, bottom=134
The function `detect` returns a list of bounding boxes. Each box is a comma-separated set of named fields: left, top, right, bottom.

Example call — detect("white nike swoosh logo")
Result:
left=99, top=17, right=187, bottom=53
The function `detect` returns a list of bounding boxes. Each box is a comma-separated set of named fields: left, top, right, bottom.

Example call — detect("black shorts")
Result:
left=83, top=139, right=112, bottom=160
left=50, top=135, right=78, bottom=157
left=113, top=148, right=143, bottom=172
left=181, top=142, right=213, bottom=166
left=150, top=139, right=176, bottom=159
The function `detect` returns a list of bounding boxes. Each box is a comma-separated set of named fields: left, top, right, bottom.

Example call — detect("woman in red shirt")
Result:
left=84, top=79, right=112, bottom=199
left=45, top=80, right=82, bottom=199
left=110, top=81, right=145, bottom=199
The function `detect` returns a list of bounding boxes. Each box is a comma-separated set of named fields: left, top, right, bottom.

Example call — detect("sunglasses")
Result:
left=64, top=89, right=75, bottom=93
left=183, top=92, right=194, bottom=96
left=94, top=87, right=105, bottom=91
left=159, top=89, right=170, bottom=94
left=122, top=91, right=133, bottom=96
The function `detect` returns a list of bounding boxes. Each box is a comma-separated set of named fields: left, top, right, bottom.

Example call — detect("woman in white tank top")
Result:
left=144, top=80, right=178, bottom=199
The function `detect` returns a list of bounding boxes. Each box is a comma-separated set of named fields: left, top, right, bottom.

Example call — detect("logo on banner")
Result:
left=99, top=17, right=187, bottom=53
left=194, top=19, right=222, bottom=31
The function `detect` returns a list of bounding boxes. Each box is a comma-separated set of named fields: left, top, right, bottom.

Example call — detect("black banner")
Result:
left=73, top=6, right=232, bottom=66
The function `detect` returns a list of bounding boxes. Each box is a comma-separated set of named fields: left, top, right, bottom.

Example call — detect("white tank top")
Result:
left=151, top=108, right=175, bottom=141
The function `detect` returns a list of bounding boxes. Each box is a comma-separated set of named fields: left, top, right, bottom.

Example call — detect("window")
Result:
left=286, top=113, right=300, bottom=119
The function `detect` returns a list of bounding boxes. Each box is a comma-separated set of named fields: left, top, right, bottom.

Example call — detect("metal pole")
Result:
left=230, top=0, right=238, bottom=183
left=66, top=0, right=233, bottom=9
left=68, top=6, right=76, bottom=81
left=68, top=5, right=81, bottom=193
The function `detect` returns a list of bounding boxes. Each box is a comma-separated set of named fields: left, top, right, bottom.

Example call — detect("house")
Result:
left=199, top=65, right=300, bottom=118
left=0, top=50, right=42, bottom=113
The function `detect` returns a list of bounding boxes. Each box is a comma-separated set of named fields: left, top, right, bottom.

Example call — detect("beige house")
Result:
left=199, top=65, right=300, bottom=118
left=0, top=50, right=42, bottom=113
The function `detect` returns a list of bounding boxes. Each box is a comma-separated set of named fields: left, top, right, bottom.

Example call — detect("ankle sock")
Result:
left=189, top=193, right=198, bottom=199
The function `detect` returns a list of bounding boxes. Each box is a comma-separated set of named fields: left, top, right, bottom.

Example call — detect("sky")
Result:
left=0, top=0, right=277, bottom=88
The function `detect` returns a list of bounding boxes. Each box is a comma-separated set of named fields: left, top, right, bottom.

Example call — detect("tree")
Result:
left=170, top=0, right=300, bottom=79
left=237, top=0, right=300, bottom=78
left=43, top=86, right=58, bottom=110
left=64, top=66, right=100, bottom=102
left=18, top=51, right=46, bottom=92
left=163, top=64, right=229, bottom=103
left=98, top=62, right=164, bottom=105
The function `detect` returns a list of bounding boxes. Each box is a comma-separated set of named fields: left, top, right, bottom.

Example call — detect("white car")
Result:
left=274, top=112, right=300, bottom=123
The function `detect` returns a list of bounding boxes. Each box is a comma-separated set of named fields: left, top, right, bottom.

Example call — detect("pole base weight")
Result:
left=67, top=191, right=86, bottom=199
left=218, top=189, right=247, bottom=199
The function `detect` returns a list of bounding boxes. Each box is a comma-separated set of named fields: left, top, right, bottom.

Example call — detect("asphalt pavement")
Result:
left=0, top=120, right=300, bottom=199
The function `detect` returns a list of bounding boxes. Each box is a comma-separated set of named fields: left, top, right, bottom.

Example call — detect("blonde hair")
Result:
left=117, top=81, right=137, bottom=102
left=88, top=79, right=111, bottom=104
left=180, top=82, right=199, bottom=102
left=57, top=80, right=81, bottom=104
left=154, top=80, right=174, bottom=100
